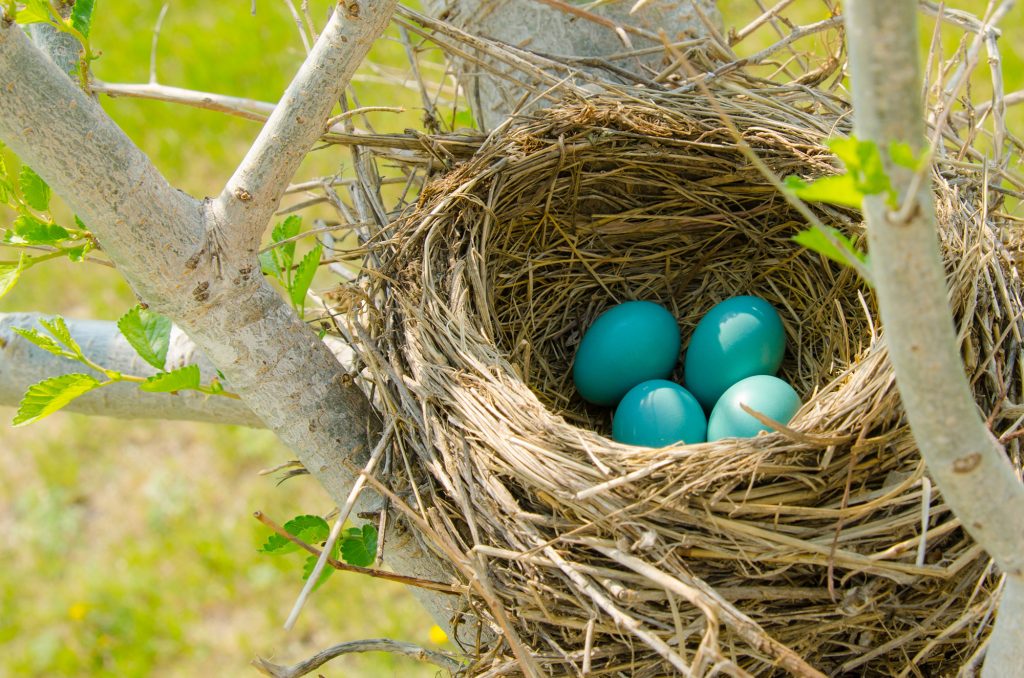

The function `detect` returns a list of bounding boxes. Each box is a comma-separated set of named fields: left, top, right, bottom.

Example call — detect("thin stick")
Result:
left=252, top=638, right=463, bottom=677
left=252, top=511, right=461, bottom=594
left=148, top=3, right=171, bottom=85
left=284, top=422, right=394, bottom=630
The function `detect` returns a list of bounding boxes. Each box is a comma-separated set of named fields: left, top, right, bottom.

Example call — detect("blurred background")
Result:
left=1, top=1, right=1020, bottom=676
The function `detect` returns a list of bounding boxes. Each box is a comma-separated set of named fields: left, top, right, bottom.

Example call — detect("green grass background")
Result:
left=0, top=1, right=1020, bottom=676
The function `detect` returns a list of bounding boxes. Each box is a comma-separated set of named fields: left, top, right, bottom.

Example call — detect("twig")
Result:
left=252, top=511, right=461, bottom=595
left=210, top=0, right=398, bottom=253
left=252, top=638, right=463, bottom=677
left=284, top=422, right=394, bottom=630
left=280, top=0, right=312, bottom=54
left=148, top=3, right=171, bottom=85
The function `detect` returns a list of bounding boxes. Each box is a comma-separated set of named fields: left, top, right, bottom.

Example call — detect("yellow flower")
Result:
left=67, top=602, right=88, bottom=622
left=428, top=624, right=448, bottom=645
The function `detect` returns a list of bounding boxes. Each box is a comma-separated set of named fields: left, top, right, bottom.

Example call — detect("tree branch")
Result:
left=252, top=638, right=463, bottom=677
left=0, top=313, right=262, bottom=426
left=210, top=0, right=397, bottom=255
left=844, top=2, right=1024, bottom=675
left=0, top=7, right=464, bottom=638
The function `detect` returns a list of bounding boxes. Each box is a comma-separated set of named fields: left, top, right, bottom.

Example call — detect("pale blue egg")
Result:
left=612, top=380, right=707, bottom=446
left=573, top=301, right=681, bottom=406
left=683, top=296, right=786, bottom=411
left=707, top=375, right=801, bottom=441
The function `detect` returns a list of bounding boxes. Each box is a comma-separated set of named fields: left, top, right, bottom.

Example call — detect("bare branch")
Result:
left=252, top=638, right=463, bottom=677
left=211, top=0, right=398, bottom=254
left=844, top=2, right=1024, bottom=675
left=0, top=313, right=262, bottom=427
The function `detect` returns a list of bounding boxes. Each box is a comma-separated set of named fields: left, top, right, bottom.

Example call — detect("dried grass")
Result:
left=325, top=3, right=1024, bottom=675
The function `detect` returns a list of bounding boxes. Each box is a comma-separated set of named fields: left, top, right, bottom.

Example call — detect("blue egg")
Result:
left=612, top=380, right=707, bottom=447
left=707, top=375, right=801, bottom=441
left=573, top=301, right=681, bottom=406
left=683, top=296, right=786, bottom=411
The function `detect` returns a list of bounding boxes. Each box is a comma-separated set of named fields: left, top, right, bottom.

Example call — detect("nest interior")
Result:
left=351, top=88, right=1024, bottom=677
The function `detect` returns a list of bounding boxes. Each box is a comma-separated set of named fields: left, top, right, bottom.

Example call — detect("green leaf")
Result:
left=12, top=215, right=70, bottom=244
left=13, top=373, right=101, bottom=426
left=139, top=364, right=201, bottom=393
left=340, top=524, right=377, bottom=567
left=783, top=174, right=864, bottom=208
left=792, top=226, right=867, bottom=270
left=39, top=316, right=82, bottom=355
left=289, top=244, right=321, bottom=310
left=302, top=553, right=336, bottom=591
left=890, top=141, right=928, bottom=171
left=259, top=514, right=330, bottom=555
left=12, top=327, right=76, bottom=359
left=258, top=250, right=280, bottom=278
left=70, top=0, right=96, bottom=38
left=17, top=0, right=53, bottom=24
left=0, top=176, right=12, bottom=206
left=452, top=108, right=476, bottom=130
left=117, top=305, right=172, bottom=370
left=0, top=154, right=12, bottom=205
left=0, top=255, right=25, bottom=300
left=65, top=245, right=87, bottom=262
left=18, top=165, right=50, bottom=211
left=270, top=215, right=302, bottom=273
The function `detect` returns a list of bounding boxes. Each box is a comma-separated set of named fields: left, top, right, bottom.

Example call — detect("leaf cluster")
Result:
left=259, top=515, right=378, bottom=590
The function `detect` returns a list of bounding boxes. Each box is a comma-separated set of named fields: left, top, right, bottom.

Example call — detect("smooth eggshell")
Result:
left=707, top=375, right=801, bottom=441
left=612, top=380, right=707, bottom=447
left=573, top=301, right=681, bottom=406
left=683, top=296, right=785, bottom=411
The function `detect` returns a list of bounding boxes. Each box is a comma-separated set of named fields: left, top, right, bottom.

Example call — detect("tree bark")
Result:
left=420, top=0, right=721, bottom=130
left=844, top=2, right=1024, bottom=675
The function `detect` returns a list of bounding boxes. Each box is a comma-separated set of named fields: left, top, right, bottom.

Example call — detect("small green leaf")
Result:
left=890, top=141, right=928, bottom=171
left=289, top=244, right=321, bottom=310
left=784, top=174, right=864, bottom=208
left=65, top=245, right=87, bottom=262
left=258, top=250, right=280, bottom=278
left=12, top=215, right=70, bottom=244
left=18, top=165, right=50, bottom=211
left=452, top=108, right=476, bottom=130
left=0, top=255, right=25, bottom=300
left=13, top=373, right=101, bottom=426
left=340, top=524, right=377, bottom=567
left=17, top=0, right=53, bottom=24
left=302, top=552, right=336, bottom=591
left=39, top=316, right=82, bottom=355
left=117, top=305, right=172, bottom=370
left=270, top=215, right=302, bottom=273
left=70, top=0, right=96, bottom=38
left=792, top=226, right=867, bottom=270
left=139, top=364, right=201, bottom=393
left=74, top=215, right=89, bottom=231
left=0, top=154, right=12, bottom=204
left=12, top=327, right=76, bottom=359
left=259, top=514, right=330, bottom=555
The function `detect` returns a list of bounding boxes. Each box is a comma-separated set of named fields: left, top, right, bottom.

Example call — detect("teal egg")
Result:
left=573, top=301, right=681, bottom=406
left=707, top=375, right=801, bottom=441
left=612, top=380, right=707, bottom=447
left=683, top=296, right=786, bottom=411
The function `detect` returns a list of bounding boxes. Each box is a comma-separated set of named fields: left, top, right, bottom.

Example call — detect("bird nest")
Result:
left=342, top=86, right=1024, bottom=676
left=326, top=7, right=1024, bottom=677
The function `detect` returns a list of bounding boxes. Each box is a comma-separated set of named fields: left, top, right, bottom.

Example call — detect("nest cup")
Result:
left=355, top=88, right=1024, bottom=676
